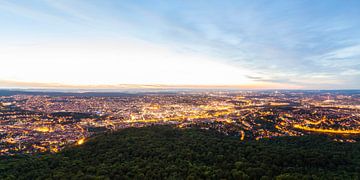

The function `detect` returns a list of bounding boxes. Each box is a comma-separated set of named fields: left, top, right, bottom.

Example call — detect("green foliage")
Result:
left=0, top=125, right=359, bottom=179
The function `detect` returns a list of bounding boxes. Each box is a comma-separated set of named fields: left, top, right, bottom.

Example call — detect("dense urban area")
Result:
left=1, top=90, right=360, bottom=155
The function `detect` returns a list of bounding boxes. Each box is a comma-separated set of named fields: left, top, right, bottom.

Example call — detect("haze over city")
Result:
left=1, top=0, right=359, bottom=89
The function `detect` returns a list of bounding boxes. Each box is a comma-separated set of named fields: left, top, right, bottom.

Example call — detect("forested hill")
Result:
left=1, top=126, right=360, bottom=179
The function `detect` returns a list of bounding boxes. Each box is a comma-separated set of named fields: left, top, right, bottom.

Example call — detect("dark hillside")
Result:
left=1, top=126, right=359, bottom=179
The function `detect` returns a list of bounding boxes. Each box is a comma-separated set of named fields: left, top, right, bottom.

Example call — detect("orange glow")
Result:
left=0, top=80, right=301, bottom=90
left=240, top=130, right=245, bottom=141
left=32, top=144, right=47, bottom=152
left=51, top=147, right=59, bottom=153
left=76, top=138, right=85, bottom=145
left=35, top=127, right=53, bottom=133
left=293, top=124, right=360, bottom=134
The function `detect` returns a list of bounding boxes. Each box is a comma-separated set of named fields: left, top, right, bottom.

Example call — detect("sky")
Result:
left=0, top=0, right=359, bottom=89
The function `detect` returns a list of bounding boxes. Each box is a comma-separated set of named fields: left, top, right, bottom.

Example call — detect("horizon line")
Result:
left=1, top=80, right=359, bottom=91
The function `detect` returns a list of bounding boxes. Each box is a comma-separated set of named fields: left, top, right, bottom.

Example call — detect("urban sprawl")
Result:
left=1, top=90, right=360, bottom=155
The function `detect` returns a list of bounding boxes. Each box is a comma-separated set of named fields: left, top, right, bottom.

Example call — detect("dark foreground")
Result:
left=0, top=126, right=360, bottom=179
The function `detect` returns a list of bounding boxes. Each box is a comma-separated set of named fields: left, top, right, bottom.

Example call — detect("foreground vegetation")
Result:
left=1, top=126, right=360, bottom=179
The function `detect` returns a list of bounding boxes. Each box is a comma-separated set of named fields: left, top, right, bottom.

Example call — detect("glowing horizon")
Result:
left=0, top=39, right=268, bottom=88
left=0, top=81, right=300, bottom=90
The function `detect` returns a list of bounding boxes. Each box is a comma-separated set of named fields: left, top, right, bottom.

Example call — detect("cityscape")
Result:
left=1, top=0, right=360, bottom=178
left=1, top=90, right=359, bottom=155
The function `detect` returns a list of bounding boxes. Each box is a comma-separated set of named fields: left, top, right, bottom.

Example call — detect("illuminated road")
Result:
left=293, top=124, right=360, bottom=134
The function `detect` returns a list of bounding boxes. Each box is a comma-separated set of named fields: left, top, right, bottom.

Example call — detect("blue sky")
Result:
left=0, top=0, right=359, bottom=89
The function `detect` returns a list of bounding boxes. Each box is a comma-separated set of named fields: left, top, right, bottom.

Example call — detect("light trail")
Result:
left=34, top=127, right=53, bottom=133
left=304, top=117, right=326, bottom=125
left=293, top=124, right=360, bottom=134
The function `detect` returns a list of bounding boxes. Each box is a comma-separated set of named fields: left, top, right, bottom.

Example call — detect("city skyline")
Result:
left=1, top=0, right=360, bottom=89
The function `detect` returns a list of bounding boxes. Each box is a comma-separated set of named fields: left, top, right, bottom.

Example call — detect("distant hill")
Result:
left=1, top=89, right=360, bottom=97
left=0, top=126, right=359, bottom=179
left=0, top=89, right=138, bottom=97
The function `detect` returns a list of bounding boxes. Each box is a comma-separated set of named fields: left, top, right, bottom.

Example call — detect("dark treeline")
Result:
left=0, top=126, right=359, bottom=179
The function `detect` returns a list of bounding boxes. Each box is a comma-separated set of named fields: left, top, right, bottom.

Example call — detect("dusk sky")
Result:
left=0, top=0, right=359, bottom=89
